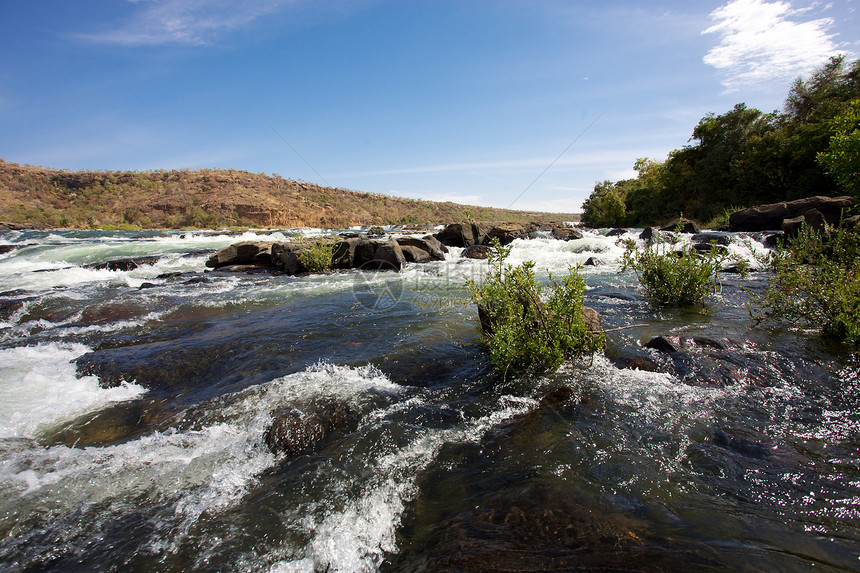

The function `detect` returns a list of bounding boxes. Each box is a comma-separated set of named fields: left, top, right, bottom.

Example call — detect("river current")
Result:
left=0, top=228, right=857, bottom=572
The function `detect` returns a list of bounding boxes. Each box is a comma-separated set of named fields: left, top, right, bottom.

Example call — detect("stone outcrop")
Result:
left=729, top=195, right=852, bottom=232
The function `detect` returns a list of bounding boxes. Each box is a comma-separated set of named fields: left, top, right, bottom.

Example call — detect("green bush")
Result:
left=621, top=235, right=727, bottom=307
left=297, top=237, right=340, bottom=273
left=466, top=239, right=604, bottom=374
left=750, top=223, right=860, bottom=347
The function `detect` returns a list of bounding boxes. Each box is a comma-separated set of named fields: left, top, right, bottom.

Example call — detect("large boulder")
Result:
left=264, top=401, right=358, bottom=457
left=435, top=222, right=481, bottom=248
left=396, top=236, right=446, bottom=261
left=730, top=196, right=852, bottom=232
left=400, top=245, right=433, bottom=263
left=206, top=241, right=275, bottom=268
left=332, top=237, right=379, bottom=269
left=368, top=239, right=406, bottom=270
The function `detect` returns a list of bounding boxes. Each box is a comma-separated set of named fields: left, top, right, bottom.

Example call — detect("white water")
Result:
left=0, top=343, right=146, bottom=438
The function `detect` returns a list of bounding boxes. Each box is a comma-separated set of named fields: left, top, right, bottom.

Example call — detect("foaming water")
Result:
left=0, top=343, right=146, bottom=438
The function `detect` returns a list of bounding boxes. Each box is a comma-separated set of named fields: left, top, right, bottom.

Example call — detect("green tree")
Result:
left=817, top=99, right=860, bottom=196
left=581, top=180, right=628, bottom=227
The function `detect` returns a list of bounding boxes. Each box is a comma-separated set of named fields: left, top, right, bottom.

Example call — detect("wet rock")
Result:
left=713, top=428, right=771, bottom=460
left=584, top=256, right=602, bottom=266
left=393, top=485, right=724, bottom=573
left=691, top=232, right=731, bottom=245
left=615, top=355, right=660, bottom=372
left=183, top=276, right=212, bottom=285
left=367, top=226, right=386, bottom=237
left=0, top=245, right=18, bottom=255
left=551, top=226, right=583, bottom=241
left=264, top=401, right=359, bottom=457
left=85, top=255, right=161, bottom=271
left=205, top=241, right=275, bottom=269
left=400, top=245, right=433, bottom=263
left=138, top=282, right=158, bottom=290
left=0, top=298, right=25, bottom=321
left=156, top=271, right=185, bottom=280
left=692, top=242, right=728, bottom=255
left=645, top=336, right=680, bottom=354
left=640, top=227, right=661, bottom=243
left=461, top=245, right=490, bottom=259
left=660, top=218, right=700, bottom=234
left=607, top=227, right=627, bottom=236
left=396, top=236, right=446, bottom=261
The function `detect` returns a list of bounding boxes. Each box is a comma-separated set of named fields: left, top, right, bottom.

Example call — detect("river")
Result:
left=0, top=227, right=857, bottom=572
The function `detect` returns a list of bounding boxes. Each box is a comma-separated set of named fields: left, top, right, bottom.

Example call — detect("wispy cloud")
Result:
left=342, top=150, right=645, bottom=179
left=77, top=0, right=298, bottom=46
left=702, top=0, right=846, bottom=91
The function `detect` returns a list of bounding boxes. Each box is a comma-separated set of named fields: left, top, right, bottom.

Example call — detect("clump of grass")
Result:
left=297, top=236, right=341, bottom=273
left=466, top=239, right=604, bottom=374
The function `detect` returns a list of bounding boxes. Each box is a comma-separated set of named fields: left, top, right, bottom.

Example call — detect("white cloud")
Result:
left=77, top=0, right=298, bottom=46
left=702, top=0, right=845, bottom=91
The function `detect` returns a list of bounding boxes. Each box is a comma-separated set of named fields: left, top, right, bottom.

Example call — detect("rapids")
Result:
left=0, top=227, right=857, bottom=572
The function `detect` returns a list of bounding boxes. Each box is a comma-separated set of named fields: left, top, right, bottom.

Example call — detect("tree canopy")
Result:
left=581, top=56, right=860, bottom=228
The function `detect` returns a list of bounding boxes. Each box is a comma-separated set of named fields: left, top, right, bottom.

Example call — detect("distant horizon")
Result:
left=1, top=1, right=856, bottom=213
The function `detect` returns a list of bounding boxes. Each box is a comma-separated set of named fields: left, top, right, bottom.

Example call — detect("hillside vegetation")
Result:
left=0, top=160, right=576, bottom=230
left=581, top=56, right=860, bottom=228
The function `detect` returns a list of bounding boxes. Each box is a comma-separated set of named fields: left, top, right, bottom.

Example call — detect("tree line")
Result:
left=581, top=56, right=860, bottom=228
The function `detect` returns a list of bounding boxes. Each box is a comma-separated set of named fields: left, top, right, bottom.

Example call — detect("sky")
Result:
left=0, top=0, right=857, bottom=213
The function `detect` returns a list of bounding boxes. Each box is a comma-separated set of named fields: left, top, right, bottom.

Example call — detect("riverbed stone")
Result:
left=730, top=195, right=853, bottom=231
left=462, top=245, right=490, bottom=259
left=264, top=401, right=359, bottom=457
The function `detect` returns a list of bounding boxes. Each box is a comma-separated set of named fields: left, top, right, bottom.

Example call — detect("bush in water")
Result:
left=466, top=239, right=604, bottom=374
left=297, top=237, right=341, bottom=273
left=621, top=233, right=728, bottom=308
left=750, top=222, right=860, bottom=347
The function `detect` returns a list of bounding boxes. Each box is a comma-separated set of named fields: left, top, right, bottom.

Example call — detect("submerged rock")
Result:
left=85, top=255, right=161, bottom=271
left=392, top=485, right=724, bottom=573
left=264, top=401, right=359, bottom=457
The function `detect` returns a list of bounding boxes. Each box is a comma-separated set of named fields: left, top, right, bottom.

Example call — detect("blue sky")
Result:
left=0, top=1, right=856, bottom=213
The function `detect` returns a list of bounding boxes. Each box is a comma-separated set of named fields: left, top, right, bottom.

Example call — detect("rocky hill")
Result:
left=0, top=159, right=578, bottom=229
